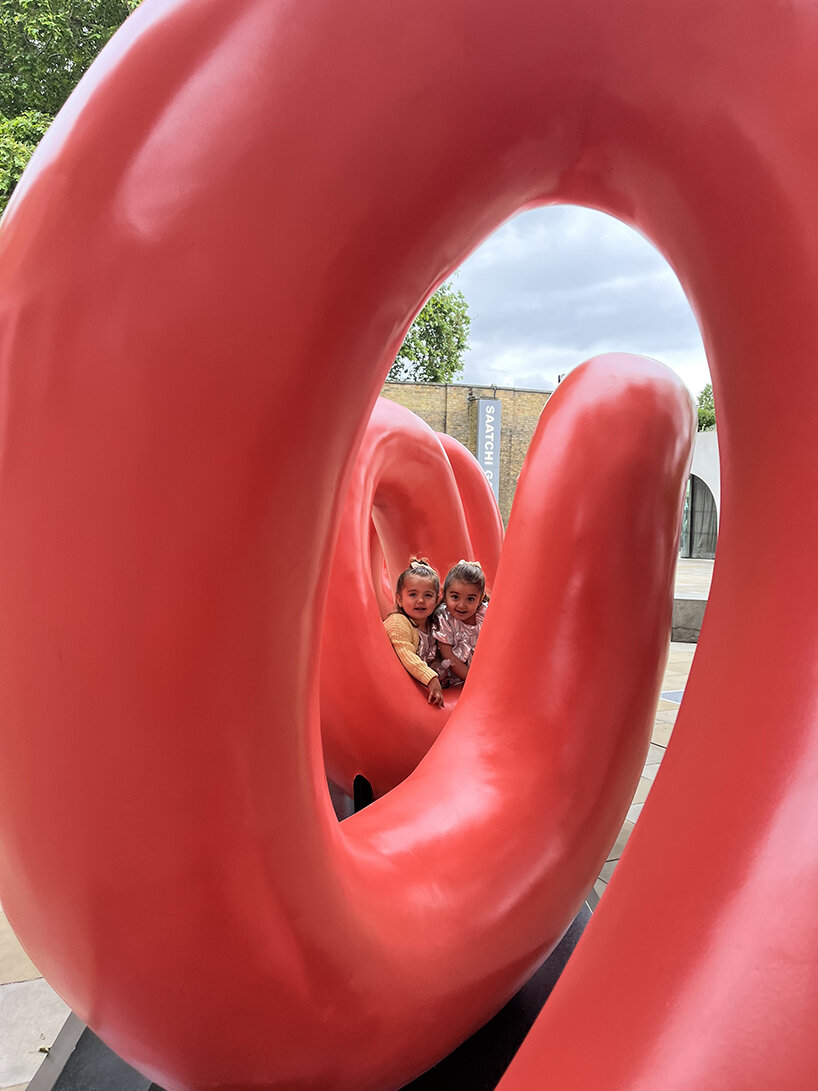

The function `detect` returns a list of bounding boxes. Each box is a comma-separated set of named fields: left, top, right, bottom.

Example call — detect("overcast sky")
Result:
left=450, top=205, right=711, bottom=398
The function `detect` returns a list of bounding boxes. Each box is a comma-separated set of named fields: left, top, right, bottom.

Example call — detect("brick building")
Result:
left=380, top=381, right=553, bottom=525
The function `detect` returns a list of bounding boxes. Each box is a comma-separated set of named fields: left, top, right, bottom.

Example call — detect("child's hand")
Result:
left=439, top=642, right=469, bottom=682
left=427, top=677, right=444, bottom=708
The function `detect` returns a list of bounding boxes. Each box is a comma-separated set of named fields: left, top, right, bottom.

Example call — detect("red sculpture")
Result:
left=321, top=396, right=503, bottom=796
left=0, top=0, right=813, bottom=1089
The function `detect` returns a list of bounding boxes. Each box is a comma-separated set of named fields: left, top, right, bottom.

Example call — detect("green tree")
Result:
left=0, top=0, right=139, bottom=116
left=0, top=108, right=50, bottom=209
left=0, top=0, right=139, bottom=216
left=389, top=282, right=471, bottom=383
left=697, top=382, right=716, bottom=431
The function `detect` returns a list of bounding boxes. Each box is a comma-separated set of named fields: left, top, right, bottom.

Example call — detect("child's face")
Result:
left=444, top=580, right=482, bottom=624
left=397, top=575, right=439, bottom=623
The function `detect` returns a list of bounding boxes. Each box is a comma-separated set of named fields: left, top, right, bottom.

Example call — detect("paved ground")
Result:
left=673, top=556, right=713, bottom=599
left=0, top=917, right=62, bottom=1090
left=0, top=558, right=714, bottom=1090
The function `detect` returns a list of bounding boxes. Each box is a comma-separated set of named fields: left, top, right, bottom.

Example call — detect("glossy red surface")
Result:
left=0, top=0, right=811, bottom=1088
left=321, top=398, right=483, bottom=796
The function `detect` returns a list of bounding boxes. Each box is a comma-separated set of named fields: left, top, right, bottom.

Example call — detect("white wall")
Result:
left=691, top=430, right=720, bottom=515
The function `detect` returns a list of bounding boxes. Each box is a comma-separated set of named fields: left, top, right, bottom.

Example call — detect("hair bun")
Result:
left=458, top=558, right=482, bottom=568
left=409, top=556, right=432, bottom=570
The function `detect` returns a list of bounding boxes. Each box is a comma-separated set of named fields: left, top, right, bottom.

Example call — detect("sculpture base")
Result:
left=27, top=1012, right=160, bottom=1091
left=672, top=596, right=706, bottom=642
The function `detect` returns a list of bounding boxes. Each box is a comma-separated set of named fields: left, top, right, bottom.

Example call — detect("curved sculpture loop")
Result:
left=321, top=397, right=494, bottom=797
left=0, top=0, right=815, bottom=1089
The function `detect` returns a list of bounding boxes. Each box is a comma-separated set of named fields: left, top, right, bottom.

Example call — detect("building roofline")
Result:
left=382, top=380, right=555, bottom=395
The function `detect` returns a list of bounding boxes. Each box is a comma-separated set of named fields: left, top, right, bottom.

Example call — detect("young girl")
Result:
left=383, top=558, right=445, bottom=707
left=433, top=560, right=487, bottom=685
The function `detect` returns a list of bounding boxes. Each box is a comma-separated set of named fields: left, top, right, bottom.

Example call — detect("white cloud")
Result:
left=450, top=206, right=711, bottom=396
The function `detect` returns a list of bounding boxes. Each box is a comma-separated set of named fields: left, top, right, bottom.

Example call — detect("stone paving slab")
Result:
left=0, top=978, right=68, bottom=1089
left=652, top=722, right=673, bottom=747
left=631, top=776, right=653, bottom=805
left=599, top=858, right=618, bottom=883
left=674, top=557, right=714, bottom=599
left=0, top=915, right=39, bottom=987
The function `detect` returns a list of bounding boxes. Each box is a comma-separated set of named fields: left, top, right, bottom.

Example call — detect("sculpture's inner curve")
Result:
left=0, top=0, right=815, bottom=1089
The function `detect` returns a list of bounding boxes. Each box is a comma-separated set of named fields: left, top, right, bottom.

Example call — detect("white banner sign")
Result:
left=477, top=399, right=501, bottom=500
